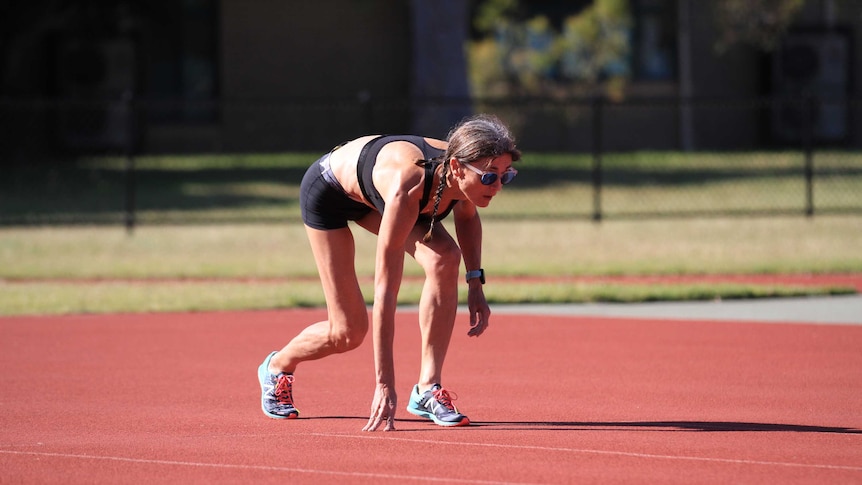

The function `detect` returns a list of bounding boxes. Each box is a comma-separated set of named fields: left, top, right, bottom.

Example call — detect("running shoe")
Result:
left=258, top=351, right=299, bottom=419
left=406, top=383, right=470, bottom=427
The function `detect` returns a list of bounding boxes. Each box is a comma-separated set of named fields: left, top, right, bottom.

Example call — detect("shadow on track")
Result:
left=298, top=417, right=860, bottom=435
left=469, top=421, right=862, bottom=434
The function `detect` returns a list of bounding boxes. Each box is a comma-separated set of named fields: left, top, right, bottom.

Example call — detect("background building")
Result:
left=1, top=0, right=859, bottom=157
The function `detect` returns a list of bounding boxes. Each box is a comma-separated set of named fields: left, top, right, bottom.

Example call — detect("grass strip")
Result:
left=0, top=280, right=853, bottom=316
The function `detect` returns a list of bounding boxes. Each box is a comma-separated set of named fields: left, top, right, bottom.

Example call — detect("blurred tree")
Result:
left=712, top=0, right=805, bottom=53
left=559, top=0, right=631, bottom=100
left=467, top=0, right=631, bottom=100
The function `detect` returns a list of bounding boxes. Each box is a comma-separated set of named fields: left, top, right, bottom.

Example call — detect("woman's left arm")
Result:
left=453, top=201, right=491, bottom=337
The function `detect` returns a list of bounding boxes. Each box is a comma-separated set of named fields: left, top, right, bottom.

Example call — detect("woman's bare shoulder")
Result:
left=423, top=137, right=447, bottom=151
left=331, top=135, right=383, bottom=153
left=328, top=135, right=380, bottom=165
left=335, top=135, right=445, bottom=154
left=378, top=136, right=448, bottom=164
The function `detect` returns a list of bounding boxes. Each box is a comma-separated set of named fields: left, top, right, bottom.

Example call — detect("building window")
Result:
left=632, top=0, right=677, bottom=81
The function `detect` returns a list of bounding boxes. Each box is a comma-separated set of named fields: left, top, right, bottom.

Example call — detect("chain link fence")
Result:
left=1, top=96, right=860, bottom=228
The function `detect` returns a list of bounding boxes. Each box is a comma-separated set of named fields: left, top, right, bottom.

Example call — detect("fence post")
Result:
left=591, top=96, right=604, bottom=222
left=123, top=92, right=137, bottom=234
left=804, top=95, right=815, bottom=217
left=124, top=153, right=136, bottom=234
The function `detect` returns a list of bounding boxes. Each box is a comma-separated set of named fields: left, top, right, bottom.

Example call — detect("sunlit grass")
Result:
left=2, top=217, right=860, bottom=281
left=0, top=279, right=851, bottom=316
left=1, top=215, right=860, bottom=315
left=2, top=149, right=860, bottom=314
left=4, top=150, right=859, bottom=223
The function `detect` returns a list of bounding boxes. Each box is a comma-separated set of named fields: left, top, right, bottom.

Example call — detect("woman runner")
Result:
left=258, top=114, right=521, bottom=431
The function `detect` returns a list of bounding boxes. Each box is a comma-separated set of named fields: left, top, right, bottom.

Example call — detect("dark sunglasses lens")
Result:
left=480, top=173, right=498, bottom=185
left=500, top=171, right=516, bottom=185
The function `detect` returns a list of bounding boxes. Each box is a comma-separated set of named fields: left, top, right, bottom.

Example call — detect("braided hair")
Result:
left=422, top=160, right=449, bottom=242
left=421, top=114, right=521, bottom=242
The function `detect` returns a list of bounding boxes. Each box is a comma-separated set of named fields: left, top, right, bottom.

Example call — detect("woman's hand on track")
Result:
left=362, top=383, right=397, bottom=432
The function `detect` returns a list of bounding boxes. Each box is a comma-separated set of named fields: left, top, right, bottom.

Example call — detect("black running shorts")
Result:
left=300, top=155, right=372, bottom=230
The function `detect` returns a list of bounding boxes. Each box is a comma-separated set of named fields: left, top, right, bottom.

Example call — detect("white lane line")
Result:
left=0, top=449, right=538, bottom=485
left=304, top=432, right=862, bottom=472
left=5, top=429, right=860, bottom=480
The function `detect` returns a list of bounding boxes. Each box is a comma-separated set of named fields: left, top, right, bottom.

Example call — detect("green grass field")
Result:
left=1, top=216, right=859, bottom=315
left=1, top=150, right=860, bottom=315
left=2, top=151, right=860, bottom=224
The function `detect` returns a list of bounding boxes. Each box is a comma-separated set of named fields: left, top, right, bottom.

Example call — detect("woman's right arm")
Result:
left=362, top=159, right=423, bottom=432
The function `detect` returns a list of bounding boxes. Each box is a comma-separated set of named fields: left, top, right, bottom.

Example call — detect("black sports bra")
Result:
left=356, top=135, right=457, bottom=222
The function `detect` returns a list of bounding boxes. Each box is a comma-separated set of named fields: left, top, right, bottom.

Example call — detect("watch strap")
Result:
left=465, top=269, right=485, bottom=284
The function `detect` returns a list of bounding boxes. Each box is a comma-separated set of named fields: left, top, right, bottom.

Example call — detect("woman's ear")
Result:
left=449, top=157, right=463, bottom=178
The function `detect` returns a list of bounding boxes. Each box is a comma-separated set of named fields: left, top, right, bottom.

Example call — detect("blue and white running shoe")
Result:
left=258, top=351, right=299, bottom=419
left=406, top=383, right=470, bottom=427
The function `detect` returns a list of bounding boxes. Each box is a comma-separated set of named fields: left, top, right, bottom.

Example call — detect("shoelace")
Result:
left=431, top=387, right=459, bottom=413
left=274, top=374, right=295, bottom=406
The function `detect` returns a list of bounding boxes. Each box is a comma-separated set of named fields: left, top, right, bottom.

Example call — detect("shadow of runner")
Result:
left=469, top=421, right=862, bottom=434
left=298, top=417, right=861, bottom=434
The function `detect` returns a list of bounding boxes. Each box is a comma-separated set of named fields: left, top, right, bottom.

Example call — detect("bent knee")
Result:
left=422, top=244, right=462, bottom=280
left=329, top=318, right=368, bottom=353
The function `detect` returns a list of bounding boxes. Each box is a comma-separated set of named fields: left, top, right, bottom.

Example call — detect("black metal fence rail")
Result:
left=1, top=95, right=860, bottom=229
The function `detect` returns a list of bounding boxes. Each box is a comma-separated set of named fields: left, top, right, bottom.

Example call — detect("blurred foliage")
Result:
left=468, top=0, right=632, bottom=101
left=468, top=0, right=821, bottom=99
left=712, top=0, right=805, bottom=53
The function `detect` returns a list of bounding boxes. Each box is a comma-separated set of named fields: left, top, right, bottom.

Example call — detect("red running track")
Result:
left=1, top=309, right=860, bottom=484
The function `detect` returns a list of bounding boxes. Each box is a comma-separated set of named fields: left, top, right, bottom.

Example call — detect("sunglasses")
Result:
left=460, top=162, right=518, bottom=185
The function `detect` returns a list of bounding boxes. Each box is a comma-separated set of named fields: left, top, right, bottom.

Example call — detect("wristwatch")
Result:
left=465, top=269, right=485, bottom=284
